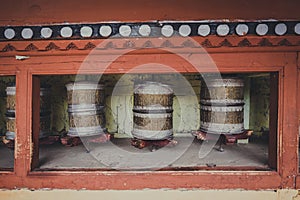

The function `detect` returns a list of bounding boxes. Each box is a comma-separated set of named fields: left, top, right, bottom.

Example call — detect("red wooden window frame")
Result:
left=296, top=52, right=300, bottom=189
left=0, top=38, right=298, bottom=190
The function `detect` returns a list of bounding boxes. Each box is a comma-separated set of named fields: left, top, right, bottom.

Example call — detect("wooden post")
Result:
left=268, top=72, right=278, bottom=170
left=31, top=76, right=40, bottom=170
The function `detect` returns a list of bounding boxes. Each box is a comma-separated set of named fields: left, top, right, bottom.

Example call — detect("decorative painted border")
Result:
left=0, top=21, right=300, bottom=41
left=1, top=36, right=300, bottom=53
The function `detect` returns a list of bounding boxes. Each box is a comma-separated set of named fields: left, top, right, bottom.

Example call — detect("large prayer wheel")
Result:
left=200, top=78, right=245, bottom=134
left=133, top=82, right=173, bottom=140
left=65, top=81, right=106, bottom=137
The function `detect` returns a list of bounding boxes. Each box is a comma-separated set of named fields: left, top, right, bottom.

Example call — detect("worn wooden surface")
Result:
left=31, top=76, right=40, bottom=170
left=295, top=52, right=300, bottom=189
left=0, top=41, right=298, bottom=190
left=0, top=0, right=299, bottom=26
left=0, top=0, right=299, bottom=191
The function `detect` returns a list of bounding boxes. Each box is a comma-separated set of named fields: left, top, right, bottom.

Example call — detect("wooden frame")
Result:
left=0, top=37, right=298, bottom=190
left=296, top=52, right=300, bottom=188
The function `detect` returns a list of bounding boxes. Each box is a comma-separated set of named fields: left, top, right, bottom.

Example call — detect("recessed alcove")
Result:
left=28, top=72, right=275, bottom=171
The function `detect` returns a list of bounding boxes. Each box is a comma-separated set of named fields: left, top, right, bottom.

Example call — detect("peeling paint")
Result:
left=15, top=55, right=30, bottom=60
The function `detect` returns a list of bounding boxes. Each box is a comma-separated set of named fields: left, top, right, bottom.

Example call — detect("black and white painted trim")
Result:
left=0, top=21, right=300, bottom=41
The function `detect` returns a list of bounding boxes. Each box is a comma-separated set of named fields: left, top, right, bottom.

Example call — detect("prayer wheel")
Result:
left=200, top=78, right=244, bottom=134
left=65, top=81, right=106, bottom=137
left=133, top=82, right=173, bottom=140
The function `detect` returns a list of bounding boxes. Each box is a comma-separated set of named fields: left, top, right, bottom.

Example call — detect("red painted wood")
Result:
left=0, top=0, right=299, bottom=26
left=0, top=52, right=288, bottom=73
left=0, top=41, right=298, bottom=190
left=31, top=76, right=40, bottom=170
left=0, top=36, right=300, bottom=60
left=295, top=52, right=300, bottom=188
left=278, top=53, right=298, bottom=188
left=14, top=69, right=31, bottom=177
left=269, top=72, right=278, bottom=170
left=0, top=171, right=282, bottom=190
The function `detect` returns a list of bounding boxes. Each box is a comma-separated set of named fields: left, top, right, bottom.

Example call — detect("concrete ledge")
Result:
left=1, top=189, right=296, bottom=200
